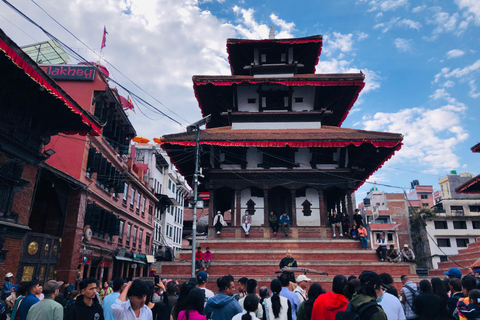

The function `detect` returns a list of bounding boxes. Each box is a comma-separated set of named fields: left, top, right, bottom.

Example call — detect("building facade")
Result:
left=135, top=144, right=189, bottom=260
left=40, top=63, right=157, bottom=283
left=159, top=34, right=403, bottom=234
left=0, top=29, right=101, bottom=285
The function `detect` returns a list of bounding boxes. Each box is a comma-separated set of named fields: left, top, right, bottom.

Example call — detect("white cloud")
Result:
left=231, top=7, right=295, bottom=39
left=361, top=103, right=468, bottom=174
left=323, top=32, right=354, bottom=56
left=443, top=80, right=455, bottom=88
left=440, top=60, right=480, bottom=79
left=365, top=0, right=409, bottom=12
left=446, top=49, right=465, bottom=59
left=412, top=5, right=427, bottom=13
left=270, top=14, right=296, bottom=35
left=317, top=59, right=381, bottom=94
left=373, top=17, right=421, bottom=33
left=455, top=0, right=480, bottom=25
left=357, top=32, right=369, bottom=41
left=394, top=38, right=412, bottom=52
left=469, top=80, right=480, bottom=98
left=424, top=10, right=468, bottom=39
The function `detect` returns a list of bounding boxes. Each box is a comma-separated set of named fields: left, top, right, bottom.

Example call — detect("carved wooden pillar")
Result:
left=319, top=189, right=326, bottom=226
left=347, top=192, right=354, bottom=225
left=263, top=188, right=269, bottom=226
left=341, top=196, right=347, bottom=214
left=235, top=189, right=242, bottom=226
left=291, top=189, right=297, bottom=227
left=209, top=187, right=215, bottom=225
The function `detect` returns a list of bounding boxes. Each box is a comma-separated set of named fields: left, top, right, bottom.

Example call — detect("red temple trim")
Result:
left=456, top=174, right=480, bottom=194
left=352, top=143, right=403, bottom=192
left=472, top=143, right=480, bottom=153
left=194, top=80, right=365, bottom=126
left=162, top=140, right=401, bottom=148
left=0, top=38, right=101, bottom=136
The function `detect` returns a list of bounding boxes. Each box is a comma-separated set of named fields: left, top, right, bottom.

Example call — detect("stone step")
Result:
left=437, top=258, right=478, bottom=270
left=440, top=251, right=480, bottom=262
left=158, top=261, right=414, bottom=277
left=179, top=250, right=378, bottom=262
left=195, top=238, right=363, bottom=251
left=429, top=268, right=471, bottom=277
left=457, top=244, right=480, bottom=255
left=209, top=226, right=340, bottom=239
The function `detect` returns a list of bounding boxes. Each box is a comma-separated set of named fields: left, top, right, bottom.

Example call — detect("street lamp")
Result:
left=187, top=115, right=210, bottom=278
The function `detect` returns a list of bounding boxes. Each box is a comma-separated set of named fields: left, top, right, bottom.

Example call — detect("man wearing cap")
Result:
left=18, top=280, right=43, bottom=320
left=196, top=271, right=214, bottom=307
left=294, top=275, right=310, bottom=303
left=401, top=244, right=415, bottom=262
left=26, top=280, right=63, bottom=320
left=444, top=267, right=462, bottom=279
left=1, top=272, right=14, bottom=301
left=213, top=211, right=227, bottom=235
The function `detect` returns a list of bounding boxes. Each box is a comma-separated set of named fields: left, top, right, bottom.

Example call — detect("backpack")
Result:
left=335, top=301, right=381, bottom=320
left=403, top=285, right=420, bottom=314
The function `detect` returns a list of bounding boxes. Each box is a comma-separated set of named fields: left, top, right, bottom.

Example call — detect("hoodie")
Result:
left=311, top=292, right=348, bottom=320
left=348, top=294, right=387, bottom=320
left=204, top=292, right=242, bottom=320
left=64, top=295, right=104, bottom=320
left=457, top=299, right=480, bottom=320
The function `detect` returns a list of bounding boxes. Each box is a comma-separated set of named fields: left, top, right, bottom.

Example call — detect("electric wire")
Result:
left=1, top=0, right=185, bottom=127
left=28, top=0, right=191, bottom=125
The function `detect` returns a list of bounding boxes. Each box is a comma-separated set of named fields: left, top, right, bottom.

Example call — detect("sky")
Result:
left=1, top=0, right=479, bottom=202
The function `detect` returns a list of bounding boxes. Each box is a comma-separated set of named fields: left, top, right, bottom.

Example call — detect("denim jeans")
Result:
left=359, top=236, right=368, bottom=249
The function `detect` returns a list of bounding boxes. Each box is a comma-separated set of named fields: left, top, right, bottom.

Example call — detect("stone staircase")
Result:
left=429, top=238, right=480, bottom=277
left=157, top=227, right=418, bottom=291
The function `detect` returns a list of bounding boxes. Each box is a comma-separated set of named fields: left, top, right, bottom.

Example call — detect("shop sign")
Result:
left=45, top=65, right=95, bottom=81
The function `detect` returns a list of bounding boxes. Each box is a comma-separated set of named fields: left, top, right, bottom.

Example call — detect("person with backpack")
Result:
left=413, top=280, right=443, bottom=320
left=335, top=270, right=387, bottom=320
left=399, top=275, right=419, bottom=320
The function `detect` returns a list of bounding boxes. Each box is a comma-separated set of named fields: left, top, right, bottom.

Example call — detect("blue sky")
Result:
left=1, top=0, right=479, bottom=202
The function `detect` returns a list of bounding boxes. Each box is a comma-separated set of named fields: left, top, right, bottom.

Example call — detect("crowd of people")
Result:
left=2, top=266, right=480, bottom=320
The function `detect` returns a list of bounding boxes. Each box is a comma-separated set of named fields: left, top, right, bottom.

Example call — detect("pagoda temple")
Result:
left=160, top=34, right=403, bottom=232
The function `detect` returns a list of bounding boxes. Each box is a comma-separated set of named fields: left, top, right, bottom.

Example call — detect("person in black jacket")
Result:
left=447, top=278, right=465, bottom=320
left=413, top=279, right=443, bottom=320
left=65, top=278, right=104, bottom=320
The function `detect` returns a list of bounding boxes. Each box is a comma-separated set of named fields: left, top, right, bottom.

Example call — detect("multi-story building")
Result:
left=135, top=144, right=189, bottom=260
left=425, top=171, right=480, bottom=268
left=406, top=185, right=434, bottom=210
left=0, top=30, right=101, bottom=284
left=360, top=190, right=412, bottom=251
left=38, top=62, right=157, bottom=282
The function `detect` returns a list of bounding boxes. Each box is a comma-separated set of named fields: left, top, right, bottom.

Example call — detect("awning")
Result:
left=114, top=256, right=133, bottom=262
left=0, top=30, right=101, bottom=136
left=146, top=255, right=155, bottom=263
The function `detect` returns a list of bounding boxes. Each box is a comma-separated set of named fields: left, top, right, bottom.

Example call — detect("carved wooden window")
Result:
left=246, top=199, right=256, bottom=215
left=302, top=200, right=312, bottom=216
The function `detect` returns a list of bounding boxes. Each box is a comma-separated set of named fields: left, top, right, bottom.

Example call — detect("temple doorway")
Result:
left=268, top=186, right=291, bottom=221
left=214, top=187, right=235, bottom=216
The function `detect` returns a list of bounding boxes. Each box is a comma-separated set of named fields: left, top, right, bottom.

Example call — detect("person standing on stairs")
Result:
left=279, top=250, right=298, bottom=283
left=242, top=211, right=252, bottom=236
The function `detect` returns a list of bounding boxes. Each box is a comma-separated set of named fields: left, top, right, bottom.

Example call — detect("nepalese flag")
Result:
left=101, top=26, right=108, bottom=49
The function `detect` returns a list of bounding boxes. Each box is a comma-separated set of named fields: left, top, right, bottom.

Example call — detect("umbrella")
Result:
left=132, top=136, right=150, bottom=143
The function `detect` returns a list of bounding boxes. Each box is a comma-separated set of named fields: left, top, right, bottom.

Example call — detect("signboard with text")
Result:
left=45, top=65, right=96, bottom=81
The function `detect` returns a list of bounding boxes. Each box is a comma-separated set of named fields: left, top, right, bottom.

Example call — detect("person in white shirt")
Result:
left=111, top=280, right=153, bottom=320
left=233, top=294, right=260, bottom=320
left=196, top=271, right=214, bottom=307
left=376, top=286, right=406, bottom=320
left=294, top=275, right=310, bottom=303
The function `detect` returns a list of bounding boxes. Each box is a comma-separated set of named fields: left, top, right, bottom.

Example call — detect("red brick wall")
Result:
left=0, top=237, right=23, bottom=288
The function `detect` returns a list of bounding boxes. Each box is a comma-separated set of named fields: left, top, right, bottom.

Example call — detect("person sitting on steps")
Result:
left=242, top=210, right=252, bottom=236
left=268, top=211, right=279, bottom=237
left=279, top=212, right=290, bottom=237
left=329, top=211, right=342, bottom=238
left=213, top=211, right=227, bottom=235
